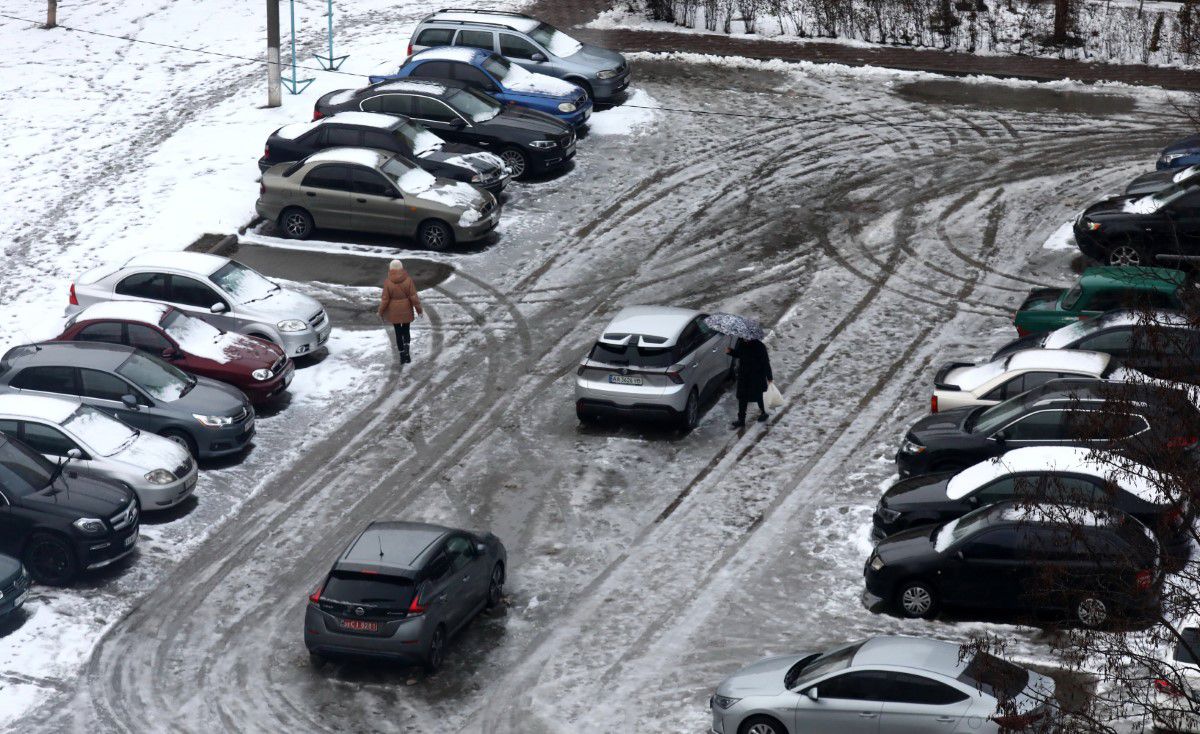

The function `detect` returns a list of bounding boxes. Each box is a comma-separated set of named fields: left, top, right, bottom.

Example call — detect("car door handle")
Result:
left=689, top=363, right=698, bottom=368
left=306, top=191, right=316, bottom=197
left=461, top=575, right=470, bottom=582
left=858, top=712, right=877, bottom=718
left=356, top=198, right=367, bottom=203
left=935, top=716, right=956, bottom=723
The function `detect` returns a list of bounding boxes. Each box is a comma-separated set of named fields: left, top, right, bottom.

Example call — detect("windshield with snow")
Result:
left=393, top=118, right=443, bottom=157
left=64, top=405, right=136, bottom=457
left=116, top=352, right=193, bottom=402
left=210, top=260, right=278, bottom=304
left=448, top=88, right=500, bottom=123
left=528, top=22, right=582, bottom=57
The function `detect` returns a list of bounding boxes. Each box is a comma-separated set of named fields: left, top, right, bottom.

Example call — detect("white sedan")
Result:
left=931, top=349, right=1121, bottom=413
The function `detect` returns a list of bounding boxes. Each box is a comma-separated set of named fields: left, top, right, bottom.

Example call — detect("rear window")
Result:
left=959, top=652, right=1030, bottom=701
left=589, top=341, right=680, bottom=369
left=324, top=571, right=414, bottom=607
left=416, top=28, right=455, bottom=46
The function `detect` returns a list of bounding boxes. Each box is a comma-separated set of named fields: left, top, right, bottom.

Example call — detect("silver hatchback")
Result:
left=575, top=306, right=733, bottom=429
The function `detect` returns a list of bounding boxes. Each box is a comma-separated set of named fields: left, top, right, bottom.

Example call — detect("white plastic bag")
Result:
left=763, top=382, right=784, bottom=410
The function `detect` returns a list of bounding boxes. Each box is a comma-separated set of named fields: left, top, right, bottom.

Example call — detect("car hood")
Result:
left=875, top=524, right=938, bottom=563
left=574, top=42, right=626, bottom=70
left=168, top=375, right=249, bottom=416
left=421, top=144, right=505, bottom=175
left=1126, top=170, right=1180, bottom=196
left=22, top=474, right=131, bottom=519
left=0, top=554, right=21, bottom=582
left=716, top=654, right=810, bottom=697
left=1084, top=194, right=1158, bottom=220
left=502, top=70, right=584, bottom=100
left=485, top=105, right=570, bottom=137
left=909, top=407, right=975, bottom=445
left=882, top=473, right=954, bottom=511
left=108, top=431, right=191, bottom=473
left=992, top=332, right=1047, bottom=360
left=182, top=331, right=282, bottom=372
left=398, top=173, right=489, bottom=212
left=234, top=286, right=323, bottom=322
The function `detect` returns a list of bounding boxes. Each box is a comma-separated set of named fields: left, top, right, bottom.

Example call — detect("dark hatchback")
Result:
left=261, top=112, right=510, bottom=194
left=0, top=433, right=139, bottom=585
left=0, top=554, right=31, bottom=620
left=864, top=501, right=1161, bottom=627
left=1074, top=178, right=1200, bottom=266
left=314, top=78, right=575, bottom=180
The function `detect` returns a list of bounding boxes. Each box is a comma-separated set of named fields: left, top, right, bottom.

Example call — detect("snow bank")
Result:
left=588, top=89, right=661, bottom=136
left=1041, top=221, right=1077, bottom=251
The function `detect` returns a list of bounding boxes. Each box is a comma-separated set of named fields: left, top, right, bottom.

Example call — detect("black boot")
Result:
left=757, top=412, right=769, bottom=422
left=401, top=349, right=411, bottom=364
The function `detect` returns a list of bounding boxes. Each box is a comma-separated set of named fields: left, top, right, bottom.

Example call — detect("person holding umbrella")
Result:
left=704, top=313, right=775, bottom=428
left=378, top=259, right=423, bottom=365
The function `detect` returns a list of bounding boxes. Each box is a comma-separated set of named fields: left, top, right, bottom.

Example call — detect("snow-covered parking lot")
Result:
left=1, top=0, right=1196, bottom=731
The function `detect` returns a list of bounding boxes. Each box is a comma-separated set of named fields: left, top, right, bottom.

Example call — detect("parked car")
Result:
left=1126, top=164, right=1200, bottom=197
left=1074, top=178, right=1200, bottom=266
left=304, top=521, right=506, bottom=671
left=314, top=78, right=575, bottom=179
left=709, top=636, right=1056, bottom=734
left=574, top=306, right=734, bottom=429
left=260, top=111, right=510, bottom=194
left=1013, top=266, right=1187, bottom=336
left=1151, top=616, right=1200, bottom=733
left=256, top=147, right=498, bottom=249
left=874, top=446, right=1189, bottom=555
left=897, top=379, right=1183, bottom=477
left=59, top=300, right=293, bottom=406
left=0, top=555, right=31, bottom=622
left=0, top=342, right=254, bottom=459
left=0, top=432, right=139, bottom=585
left=864, top=501, right=1160, bottom=626
left=932, top=349, right=1118, bottom=413
left=410, top=9, right=630, bottom=102
left=1157, top=134, right=1200, bottom=170
left=370, top=46, right=591, bottom=127
left=0, top=394, right=197, bottom=512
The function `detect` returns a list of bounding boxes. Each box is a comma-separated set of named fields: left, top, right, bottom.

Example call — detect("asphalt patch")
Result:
left=894, top=79, right=1136, bottom=115
left=223, top=242, right=454, bottom=291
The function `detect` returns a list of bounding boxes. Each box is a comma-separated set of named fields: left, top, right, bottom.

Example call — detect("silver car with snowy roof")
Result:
left=0, top=394, right=197, bottom=511
left=931, top=348, right=1127, bottom=413
left=575, top=306, right=734, bottom=429
left=255, top=147, right=499, bottom=250
left=68, top=252, right=330, bottom=358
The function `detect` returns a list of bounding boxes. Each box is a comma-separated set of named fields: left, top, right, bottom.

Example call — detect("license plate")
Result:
left=338, top=618, right=379, bottom=633
left=608, top=374, right=643, bottom=386
left=12, top=590, right=27, bottom=609
left=283, top=367, right=295, bottom=387
left=125, top=528, right=138, bottom=548
left=184, top=474, right=197, bottom=491
left=318, top=328, right=330, bottom=345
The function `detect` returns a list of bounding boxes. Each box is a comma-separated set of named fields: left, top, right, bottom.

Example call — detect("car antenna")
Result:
left=378, top=534, right=385, bottom=560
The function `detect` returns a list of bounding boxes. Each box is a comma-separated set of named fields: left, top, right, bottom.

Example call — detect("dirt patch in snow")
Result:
left=893, top=79, right=1135, bottom=115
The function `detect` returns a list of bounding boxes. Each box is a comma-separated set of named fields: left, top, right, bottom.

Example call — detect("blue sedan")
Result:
left=1157, top=133, right=1200, bottom=170
left=369, top=46, right=591, bottom=127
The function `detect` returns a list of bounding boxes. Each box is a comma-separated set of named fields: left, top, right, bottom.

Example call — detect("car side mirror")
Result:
left=804, top=687, right=819, bottom=701
left=121, top=394, right=139, bottom=409
left=449, top=118, right=466, bottom=129
left=210, top=302, right=228, bottom=314
left=955, top=550, right=965, bottom=561
left=161, top=347, right=180, bottom=360
left=66, top=448, right=82, bottom=460
left=992, top=430, right=1007, bottom=444
left=475, top=542, right=488, bottom=556
left=530, top=52, right=546, bottom=62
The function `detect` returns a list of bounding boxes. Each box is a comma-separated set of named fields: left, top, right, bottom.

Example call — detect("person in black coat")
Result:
left=727, top=337, right=773, bottom=428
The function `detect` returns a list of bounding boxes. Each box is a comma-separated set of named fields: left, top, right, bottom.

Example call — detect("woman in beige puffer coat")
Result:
left=377, top=259, right=423, bottom=364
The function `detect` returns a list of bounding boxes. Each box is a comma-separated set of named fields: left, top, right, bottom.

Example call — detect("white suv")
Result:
left=931, top=349, right=1122, bottom=413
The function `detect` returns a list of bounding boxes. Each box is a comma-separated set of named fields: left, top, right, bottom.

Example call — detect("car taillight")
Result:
left=930, top=395, right=938, bottom=413
left=263, top=145, right=270, bottom=161
left=1155, top=678, right=1183, bottom=697
left=259, top=181, right=266, bottom=196
left=1136, top=569, right=1153, bottom=592
left=666, top=370, right=683, bottom=385
left=312, top=107, right=323, bottom=121
left=68, top=283, right=78, bottom=306
left=990, top=710, right=1044, bottom=728
left=408, top=592, right=427, bottom=615
left=308, top=582, right=324, bottom=604
left=1015, top=326, right=1029, bottom=337
left=407, top=42, right=413, bottom=56
left=1168, top=435, right=1198, bottom=449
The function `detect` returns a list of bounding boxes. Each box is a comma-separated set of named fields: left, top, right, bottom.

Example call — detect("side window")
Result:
left=817, top=671, right=890, bottom=700
left=19, top=423, right=78, bottom=457
left=378, top=94, right=415, bottom=116
left=75, top=322, right=124, bottom=344
left=974, top=477, right=1016, bottom=505
left=1062, top=410, right=1149, bottom=442
left=1148, top=291, right=1178, bottom=309
left=169, top=276, right=225, bottom=311
left=676, top=321, right=704, bottom=356
left=962, top=528, right=1018, bottom=560
left=1042, top=474, right=1107, bottom=504
left=1019, top=371, right=1061, bottom=393
left=1084, top=290, right=1127, bottom=312
left=80, top=369, right=132, bottom=402
left=413, top=97, right=458, bottom=123
left=415, top=27, right=455, bottom=47
left=426, top=551, right=453, bottom=582
left=500, top=33, right=541, bottom=60
left=1003, top=411, right=1065, bottom=441
left=410, top=61, right=453, bottom=79
left=445, top=535, right=475, bottom=572
left=11, top=366, right=77, bottom=395
left=886, top=673, right=969, bottom=706
left=982, top=376, right=1022, bottom=402
left=301, top=164, right=352, bottom=192
left=1076, top=329, right=1132, bottom=354
left=454, top=29, right=495, bottom=51
left=350, top=168, right=395, bottom=197
left=0, top=421, right=17, bottom=441
left=115, top=272, right=168, bottom=300
left=360, top=96, right=385, bottom=113
left=325, top=128, right=361, bottom=147
left=363, top=131, right=395, bottom=150
left=452, top=63, right=496, bottom=90
left=126, top=324, right=172, bottom=353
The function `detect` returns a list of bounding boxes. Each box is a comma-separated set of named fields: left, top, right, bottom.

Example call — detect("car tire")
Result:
left=418, top=219, right=454, bottom=251
left=308, top=652, right=326, bottom=667
left=1106, top=235, right=1150, bottom=267
left=895, top=579, right=938, bottom=619
left=424, top=625, right=447, bottom=673
left=24, top=532, right=80, bottom=586
left=739, top=715, right=787, bottom=734
left=486, top=562, right=505, bottom=610
left=279, top=207, right=314, bottom=240
left=1075, top=595, right=1109, bottom=628
left=160, top=429, right=198, bottom=459
left=570, top=78, right=594, bottom=101
left=499, top=147, right=529, bottom=180
left=576, top=406, right=600, bottom=424
left=678, top=389, right=700, bottom=431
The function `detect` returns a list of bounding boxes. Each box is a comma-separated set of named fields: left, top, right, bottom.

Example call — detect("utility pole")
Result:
left=45, top=0, right=57, bottom=29
left=267, top=0, right=281, bottom=107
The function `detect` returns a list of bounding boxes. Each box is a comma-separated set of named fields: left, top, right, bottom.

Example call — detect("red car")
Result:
left=57, top=301, right=294, bottom=405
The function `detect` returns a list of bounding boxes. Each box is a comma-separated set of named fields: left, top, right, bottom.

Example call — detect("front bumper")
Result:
left=239, top=361, right=295, bottom=404
left=0, top=574, right=31, bottom=619
left=456, top=206, right=502, bottom=243
left=529, top=141, right=577, bottom=173
left=591, top=70, right=631, bottom=102
left=134, top=464, right=198, bottom=510
left=196, top=408, right=256, bottom=459
left=1072, top=224, right=1109, bottom=262
left=80, top=523, right=140, bottom=571
left=304, top=604, right=430, bottom=662
left=278, top=321, right=332, bottom=358
left=895, top=450, right=927, bottom=478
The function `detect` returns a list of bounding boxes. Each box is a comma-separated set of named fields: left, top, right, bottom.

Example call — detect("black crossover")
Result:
left=1075, top=178, right=1200, bottom=266
left=0, top=554, right=30, bottom=621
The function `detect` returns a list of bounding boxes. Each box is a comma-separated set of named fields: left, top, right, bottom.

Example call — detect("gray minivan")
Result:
left=410, top=10, right=630, bottom=102
left=0, top=342, right=254, bottom=459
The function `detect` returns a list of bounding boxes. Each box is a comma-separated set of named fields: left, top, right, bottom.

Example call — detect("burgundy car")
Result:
left=57, top=301, right=294, bottom=404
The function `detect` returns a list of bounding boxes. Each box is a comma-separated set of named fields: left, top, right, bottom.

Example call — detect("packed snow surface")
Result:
left=588, top=89, right=660, bottom=136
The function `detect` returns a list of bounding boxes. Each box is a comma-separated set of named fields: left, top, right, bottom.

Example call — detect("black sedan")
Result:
left=1074, top=178, right=1200, bottom=266
left=314, top=78, right=575, bottom=179
left=0, top=433, right=139, bottom=585
left=261, top=112, right=511, bottom=194
left=0, top=555, right=30, bottom=621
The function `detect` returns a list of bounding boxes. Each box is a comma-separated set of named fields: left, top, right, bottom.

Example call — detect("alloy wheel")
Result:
left=1108, top=243, right=1142, bottom=266
left=500, top=150, right=526, bottom=179
left=423, top=224, right=448, bottom=250
left=901, top=585, right=933, bottom=616
left=488, top=565, right=504, bottom=608
left=29, top=538, right=70, bottom=583
left=284, top=213, right=309, bottom=238
left=1077, top=597, right=1108, bottom=627
left=747, top=724, right=778, bottom=734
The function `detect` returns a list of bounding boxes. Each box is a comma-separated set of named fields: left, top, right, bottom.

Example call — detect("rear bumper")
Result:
left=576, top=398, right=680, bottom=422
left=304, top=605, right=430, bottom=662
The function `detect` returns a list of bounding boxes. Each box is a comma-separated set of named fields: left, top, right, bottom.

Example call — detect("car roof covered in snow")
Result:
left=851, top=636, right=967, bottom=676
left=1, top=341, right=137, bottom=372
left=124, top=251, right=229, bottom=277
left=339, top=521, right=454, bottom=573
left=273, top=112, right=402, bottom=141
left=1006, top=349, right=1110, bottom=375
left=411, top=46, right=491, bottom=64
left=600, top=306, right=700, bottom=347
left=946, top=446, right=1166, bottom=503
left=1044, top=309, right=1192, bottom=349
left=424, top=10, right=540, bottom=33
left=370, top=79, right=462, bottom=97
left=304, top=147, right=390, bottom=168
left=73, top=300, right=170, bottom=326
left=0, top=393, right=82, bottom=423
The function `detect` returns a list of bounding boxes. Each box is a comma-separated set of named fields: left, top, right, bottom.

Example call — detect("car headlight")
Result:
left=877, top=505, right=901, bottom=523
left=1084, top=220, right=1102, bottom=231
left=470, top=174, right=482, bottom=183
left=869, top=552, right=886, bottom=571
left=73, top=517, right=107, bottom=536
left=144, top=469, right=177, bottom=485
left=1162, top=152, right=1187, bottom=164
left=277, top=319, right=308, bottom=332
left=251, top=368, right=274, bottom=381
left=900, top=438, right=925, bottom=455
left=529, top=140, right=556, bottom=149
left=193, top=413, right=234, bottom=427
left=711, top=694, right=741, bottom=710
left=557, top=102, right=577, bottom=113
left=596, top=68, right=619, bottom=80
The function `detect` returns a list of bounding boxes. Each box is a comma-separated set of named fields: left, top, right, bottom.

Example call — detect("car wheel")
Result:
left=486, top=563, right=505, bottom=610
left=279, top=208, right=314, bottom=240
left=895, top=579, right=938, bottom=619
left=499, top=148, right=529, bottom=180
left=576, top=405, right=600, bottom=424
left=1107, top=236, right=1148, bottom=267
left=160, top=429, right=198, bottom=459
left=679, top=390, right=700, bottom=431
left=24, top=532, right=79, bottom=586
left=418, top=219, right=454, bottom=251
left=572, top=78, right=594, bottom=101
left=1075, top=596, right=1109, bottom=628
left=424, top=625, right=446, bottom=673
left=308, top=652, right=326, bottom=667
left=739, top=715, right=787, bottom=734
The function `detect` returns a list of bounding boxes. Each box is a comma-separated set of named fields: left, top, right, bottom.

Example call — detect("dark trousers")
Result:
left=737, top=396, right=765, bottom=422
left=393, top=323, right=411, bottom=357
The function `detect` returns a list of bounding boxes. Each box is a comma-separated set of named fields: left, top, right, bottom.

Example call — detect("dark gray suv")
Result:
left=0, top=342, right=254, bottom=459
left=304, top=521, right=506, bottom=671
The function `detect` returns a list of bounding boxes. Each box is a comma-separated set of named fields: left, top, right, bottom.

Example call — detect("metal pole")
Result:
left=289, top=0, right=298, bottom=87
left=266, top=0, right=281, bottom=107
left=327, top=0, right=334, bottom=64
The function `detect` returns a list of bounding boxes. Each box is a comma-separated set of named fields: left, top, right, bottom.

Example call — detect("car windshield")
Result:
left=393, top=119, right=443, bottom=157
left=210, top=260, right=278, bottom=304
left=969, top=397, right=1027, bottom=436
left=1060, top=285, right=1083, bottom=311
left=116, top=352, right=194, bottom=402
left=1043, top=311, right=1125, bottom=349
left=448, top=88, right=500, bottom=123
left=0, top=436, right=55, bottom=495
left=933, top=505, right=998, bottom=552
left=63, top=405, right=137, bottom=457
left=589, top=341, right=680, bottom=369
left=528, top=22, right=582, bottom=57
left=785, top=641, right=864, bottom=689
left=959, top=652, right=1030, bottom=701
left=1154, top=182, right=1200, bottom=211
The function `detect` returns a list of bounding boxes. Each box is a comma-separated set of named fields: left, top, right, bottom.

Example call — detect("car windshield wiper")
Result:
left=239, top=287, right=280, bottom=305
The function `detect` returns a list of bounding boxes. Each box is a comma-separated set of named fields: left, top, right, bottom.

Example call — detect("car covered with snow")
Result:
left=1074, top=178, right=1200, bottom=266
left=1126, top=164, right=1200, bottom=197
left=57, top=301, right=293, bottom=405
left=0, top=394, right=198, bottom=511
left=261, top=112, right=510, bottom=194
left=932, top=349, right=1119, bottom=413
left=370, top=46, right=591, bottom=127
left=410, top=9, right=629, bottom=102
left=256, top=147, right=499, bottom=250
left=67, top=252, right=331, bottom=359
left=1013, top=266, right=1186, bottom=336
